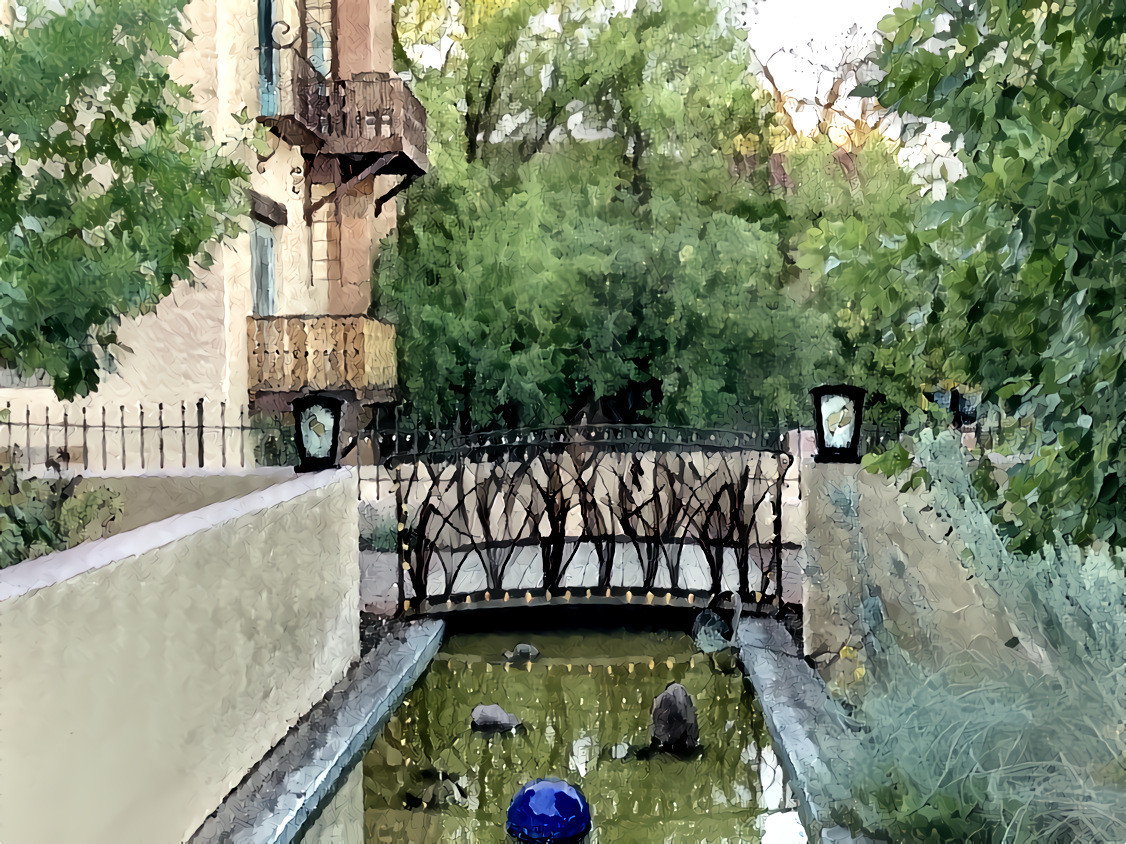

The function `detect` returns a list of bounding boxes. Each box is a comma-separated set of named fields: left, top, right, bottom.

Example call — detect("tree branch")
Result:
left=466, top=34, right=519, bottom=163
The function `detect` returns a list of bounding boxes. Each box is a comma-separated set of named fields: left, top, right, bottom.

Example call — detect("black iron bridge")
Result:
left=379, top=424, right=796, bottom=617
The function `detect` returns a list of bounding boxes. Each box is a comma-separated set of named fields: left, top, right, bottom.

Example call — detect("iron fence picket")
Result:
left=196, top=399, right=204, bottom=468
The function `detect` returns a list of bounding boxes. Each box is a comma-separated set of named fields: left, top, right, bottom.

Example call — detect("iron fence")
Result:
left=0, top=399, right=296, bottom=475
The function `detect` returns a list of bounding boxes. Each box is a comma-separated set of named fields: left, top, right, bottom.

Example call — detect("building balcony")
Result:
left=248, top=315, right=397, bottom=399
left=260, top=52, right=428, bottom=176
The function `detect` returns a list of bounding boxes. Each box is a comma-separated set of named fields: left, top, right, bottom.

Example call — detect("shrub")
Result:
left=809, top=431, right=1126, bottom=843
left=359, top=503, right=398, bottom=552
left=250, top=413, right=299, bottom=466
left=360, top=519, right=398, bottom=553
left=0, top=465, right=122, bottom=569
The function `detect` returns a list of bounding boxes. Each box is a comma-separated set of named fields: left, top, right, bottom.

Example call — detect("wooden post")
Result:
left=139, top=405, right=145, bottom=471
left=240, top=405, right=246, bottom=468
left=220, top=401, right=227, bottom=468
left=62, top=409, right=68, bottom=469
left=81, top=408, right=88, bottom=471
left=25, top=407, right=30, bottom=473
left=44, top=407, right=50, bottom=470
left=181, top=402, right=187, bottom=469
left=101, top=407, right=107, bottom=471
left=196, top=399, right=205, bottom=468
left=158, top=403, right=165, bottom=469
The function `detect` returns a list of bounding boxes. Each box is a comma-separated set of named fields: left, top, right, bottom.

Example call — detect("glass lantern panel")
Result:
left=300, top=405, right=336, bottom=459
left=820, top=394, right=856, bottom=448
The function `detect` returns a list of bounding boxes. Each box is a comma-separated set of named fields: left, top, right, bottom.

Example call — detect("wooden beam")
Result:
left=249, top=190, right=288, bottom=226
left=305, top=153, right=396, bottom=221
left=373, top=173, right=417, bottom=218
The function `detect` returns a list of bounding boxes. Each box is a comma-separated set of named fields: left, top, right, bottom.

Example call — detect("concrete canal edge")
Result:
left=189, top=617, right=445, bottom=844
left=736, top=617, right=885, bottom=844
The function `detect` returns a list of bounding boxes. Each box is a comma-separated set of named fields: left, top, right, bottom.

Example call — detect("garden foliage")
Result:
left=249, top=413, right=299, bottom=466
left=807, top=0, right=1126, bottom=549
left=0, top=465, right=122, bottom=569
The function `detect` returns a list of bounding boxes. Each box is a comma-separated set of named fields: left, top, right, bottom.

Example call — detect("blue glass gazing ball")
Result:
left=506, top=778, right=592, bottom=842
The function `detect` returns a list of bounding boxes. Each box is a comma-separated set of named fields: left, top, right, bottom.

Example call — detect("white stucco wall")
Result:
left=0, top=469, right=360, bottom=844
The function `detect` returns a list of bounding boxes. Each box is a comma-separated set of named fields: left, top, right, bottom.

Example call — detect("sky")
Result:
left=736, top=0, right=964, bottom=190
left=740, top=0, right=902, bottom=126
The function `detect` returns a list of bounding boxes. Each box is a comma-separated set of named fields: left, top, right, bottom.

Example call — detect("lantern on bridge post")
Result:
left=292, top=394, right=344, bottom=472
left=810, top=384, right=866, bottom=463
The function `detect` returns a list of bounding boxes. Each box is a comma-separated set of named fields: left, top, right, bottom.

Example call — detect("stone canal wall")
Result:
left=799, top=463, right=1042, bottom=687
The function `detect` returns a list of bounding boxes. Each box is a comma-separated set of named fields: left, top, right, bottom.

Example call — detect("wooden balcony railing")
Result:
left=262, top=52, right=428, bottom=174
left=248, top=316, right=397, bottom=397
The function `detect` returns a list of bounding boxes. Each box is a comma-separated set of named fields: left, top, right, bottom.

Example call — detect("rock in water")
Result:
left=504, top=643, right=541, bottom=662
left=650, top=682, right=699, bottom=754
left=471, top=703, right=523, bottom=733
left=692, top=610, right=732, bottom=653
left=423, top=774, right=469, bottom=808
left=693, top=591, right=743, bottom=653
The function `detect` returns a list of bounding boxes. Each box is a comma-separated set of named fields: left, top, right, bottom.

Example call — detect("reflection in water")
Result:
left=302, top=763, right=365, bottom=844
left=361, top=628, right=790, bottom=843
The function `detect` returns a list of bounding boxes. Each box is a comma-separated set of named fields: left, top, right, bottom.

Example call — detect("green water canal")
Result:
left=362, top=628, right=783, bottom=843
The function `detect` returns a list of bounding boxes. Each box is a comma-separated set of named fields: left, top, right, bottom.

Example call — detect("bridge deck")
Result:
left=403, top=586, right=785, bottom=615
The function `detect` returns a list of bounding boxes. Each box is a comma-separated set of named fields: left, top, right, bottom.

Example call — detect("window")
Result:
left=251, top=219, right=277, bottom=316
left=258, top=0, right=278, bottom=116
left=309, top=25, right=329, bottom=77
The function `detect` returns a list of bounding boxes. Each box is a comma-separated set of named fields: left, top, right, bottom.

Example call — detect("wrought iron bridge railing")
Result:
left=383, top=423, right=796, bottom=618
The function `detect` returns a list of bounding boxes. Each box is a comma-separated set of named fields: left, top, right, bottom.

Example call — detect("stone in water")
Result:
left=471, top=703, right=523, bottom=733
left=692, top=610, right=732, bottom=653
left=650, top=682, right=699, bottom=754
left=505, top=643, right=541, bottom=662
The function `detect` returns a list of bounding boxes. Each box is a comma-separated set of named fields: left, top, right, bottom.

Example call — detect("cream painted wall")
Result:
left=0, top=470, right=360, bottom=844
left=0, top=0, right=399, bottom=424
left=76, top=471, right=291, bottom=535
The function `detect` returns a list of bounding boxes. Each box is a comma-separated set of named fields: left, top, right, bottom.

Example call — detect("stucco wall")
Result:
left=0, top=469, right=360, bottom=844
left=801, top=463, right=1027, bottom=684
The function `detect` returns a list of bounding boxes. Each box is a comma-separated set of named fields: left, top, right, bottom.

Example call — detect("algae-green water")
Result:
left=362, top=628, right=772, bottom=843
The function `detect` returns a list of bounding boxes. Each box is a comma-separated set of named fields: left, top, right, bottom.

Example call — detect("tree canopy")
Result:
left=806, top=0, right=1126, bottom=549
left=0, top=0, right=246, bottom=399
left=380, top=0, right=850, bottom=430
